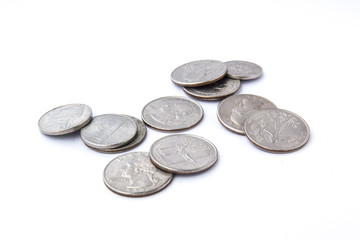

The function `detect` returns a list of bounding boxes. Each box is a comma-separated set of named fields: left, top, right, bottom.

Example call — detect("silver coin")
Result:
left=150, top=134, right=218, bottom=174
left=171, top=60, right=227, bottom=87
left=38, top=103, right=92, bottom=135
left=225, top=60, right=263, bottom=80
left=183, top=77, right=241, bottom=100
left=244, top=109, right=310, bottom=152
left=142, top=96, right=203, bottom=131
left=217, top=94, right=277, bottom=135
left=87, top=116, right=147, bottom=153
left=103, top=152, right=173, bottom=197
left=80, top=114, right=137, bottom=149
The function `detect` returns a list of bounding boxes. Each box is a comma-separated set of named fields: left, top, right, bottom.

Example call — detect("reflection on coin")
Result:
left=142, top=96, right=203, bottom=131
left=103, top=152, right=173, bottom=197
left=217, top=94, right=277, bottom=135
left=183, top=77, right=241, bottom=100
left=244, top=109, right=310, bottom=152
left=87, top=116, right=147, bottom=153
left=38, top=104, right=92, bottom=135
left=225, top=60, right=263, bottom=80
left=150, top=134, right=218, bottom=174
left=171, top=60, right=227, bottom=87
left=80, top=114, right=137, bottom=149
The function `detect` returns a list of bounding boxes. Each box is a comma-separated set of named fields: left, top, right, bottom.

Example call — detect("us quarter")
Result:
left=103, top=152, right=173, bottom=197
left=244, top=109, right=310, bottom=152
left=142, top=96, right=203, bottom=131
left=150, top=134, right=218, bottom=174
left=225, top=60, right=263, bottom=80
left=38, top=103, right=92, bottom=135
left=80, top=114, right=137, bottom=149
left=87, top=116, right=147, bottom=153
left=171, top=60, right=227, bottom=87
left=217, top=94, right=277, bottom=135
left=183, top=77, right=241, bottom=100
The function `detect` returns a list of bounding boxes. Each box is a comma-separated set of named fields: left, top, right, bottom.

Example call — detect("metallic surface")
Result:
left=225, top=60, right=263, bottom=80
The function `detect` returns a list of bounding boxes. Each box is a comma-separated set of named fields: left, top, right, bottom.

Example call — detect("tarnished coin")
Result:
left=183, top=77, right=241, bottom=100
left=142, top=96, right=203, bottom=131
left=80, top=114, right=137, bottom=149
left=150, top=134, right=218, bottom=174
left=225, top=60, right=263, bottom=80
left=38, top=103, right=92, bottom=135
left=103, top=152, right=173, bottom=197
left=171, top=60, right=227, bottom=87
left=217, top=94, right=277, bottom=135
left=244, top=109, right=310, bottom=152
left=87, top=116, right=147, bottom=153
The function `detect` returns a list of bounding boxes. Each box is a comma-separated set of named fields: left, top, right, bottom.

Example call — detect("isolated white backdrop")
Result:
left=1, top=0, right=360, bottom=239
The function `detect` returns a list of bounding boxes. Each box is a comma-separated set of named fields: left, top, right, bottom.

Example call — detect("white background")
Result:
left=1, top=0, right=360, bottom=239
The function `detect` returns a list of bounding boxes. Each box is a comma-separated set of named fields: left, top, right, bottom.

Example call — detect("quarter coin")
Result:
left=183, top=77, right=241, bottom=100
left=150, top=134, right=218, bottom=174
left=225, top=60, right=263, bottom=80
left=244, top=109, right=310, bottom=152
left=171, top=60, right=227, bottom=87
left=217, top=94, right=277, bottom=135
left=80, top=114, right=137, bottom=149
left=38, top=103, right=92, bottom=135
left=103, top=152, right=173, bottom=197
left=142, top=96, right=203, bottom=131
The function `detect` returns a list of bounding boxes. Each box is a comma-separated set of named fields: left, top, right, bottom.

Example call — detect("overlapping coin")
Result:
left=225, top=60, right=263, bottom=80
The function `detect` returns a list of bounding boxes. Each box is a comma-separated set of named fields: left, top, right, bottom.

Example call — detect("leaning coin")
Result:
left=183, top=77, right=241, bottom=100
left=217, top=94, right=277, bottom=135
left=80, top=114, right=137, bottom=149
left=150, top=134, right=218, bottom=174
left=142, top=96, right=203, bottom=131
left=244, top=109, right=310, bottom=153
left=103, top=152, right=173, bottom=197
left=225, top=60, right=263, bottom=80
left=38, top=103, right=92, bottom=135
left=171, top=59, right=227, bottom=87
left=87, top=116, right=146, bottom=153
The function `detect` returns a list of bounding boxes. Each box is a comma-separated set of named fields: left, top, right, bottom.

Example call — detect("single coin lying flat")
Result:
left=225, top=60, right=263, bottom=80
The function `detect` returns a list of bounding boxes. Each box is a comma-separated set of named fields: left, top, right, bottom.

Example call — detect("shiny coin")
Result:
left=103, top=152, right=173, bottom=197
left=150, top=134, right=218, bottom=174
left=80, top=114, right=137, bottom=149
left=142, top=96, right=203, bottom=131
left=171, top=60, right=227, bottom=87
left=225, top=60, right=263, bottom=80
left=183, top=77, right=241, bottom=100
left=87, top=116, right=147, bottom=153
left=244, top=109, right=310, bottom=152
left=38, top=103, right=92, bottom=135
left=217, top=94, right=277, bottom=135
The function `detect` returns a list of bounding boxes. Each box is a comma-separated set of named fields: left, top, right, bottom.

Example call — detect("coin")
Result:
left=171, top=60, right=227, bottom=87
left=217, top=94, right=277, bottom=135
left=150, top=134, right=218, bottom=174
left=142, top=96, right=203, bottom=131
left=87, top=116, right=147, bottom=153
left=225, top=60, right=263, bottom=80
left=38, top=103, right=92, bottom=135
left=183, top=77, right=241, bottom=100
left=244, top=109, right=310, bottom=152
left=103, top=152, right=173, bottom=197
left=80, top=114, right=137, bottom=149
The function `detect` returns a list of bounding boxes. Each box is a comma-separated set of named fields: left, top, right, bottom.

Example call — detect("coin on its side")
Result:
left=225, top=60, right=263, bottom=80
left=244, top=109, right=310, bottom=152
left=150, top=134, right=218, bottom=174
left=103, top=152, right=173, bottom=197
left=80, top=114, right=137, bottom=149
left=142, top=96, right=203, bottom=131
left=38, top=103, right=92, bottom=135
left=217, top=94, right=277, bottom=135
left=183, top=77, right=241, bottom=100
left=87, top=116, right=147, bottom=153
left=171, top=60, right=227, bottom=87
